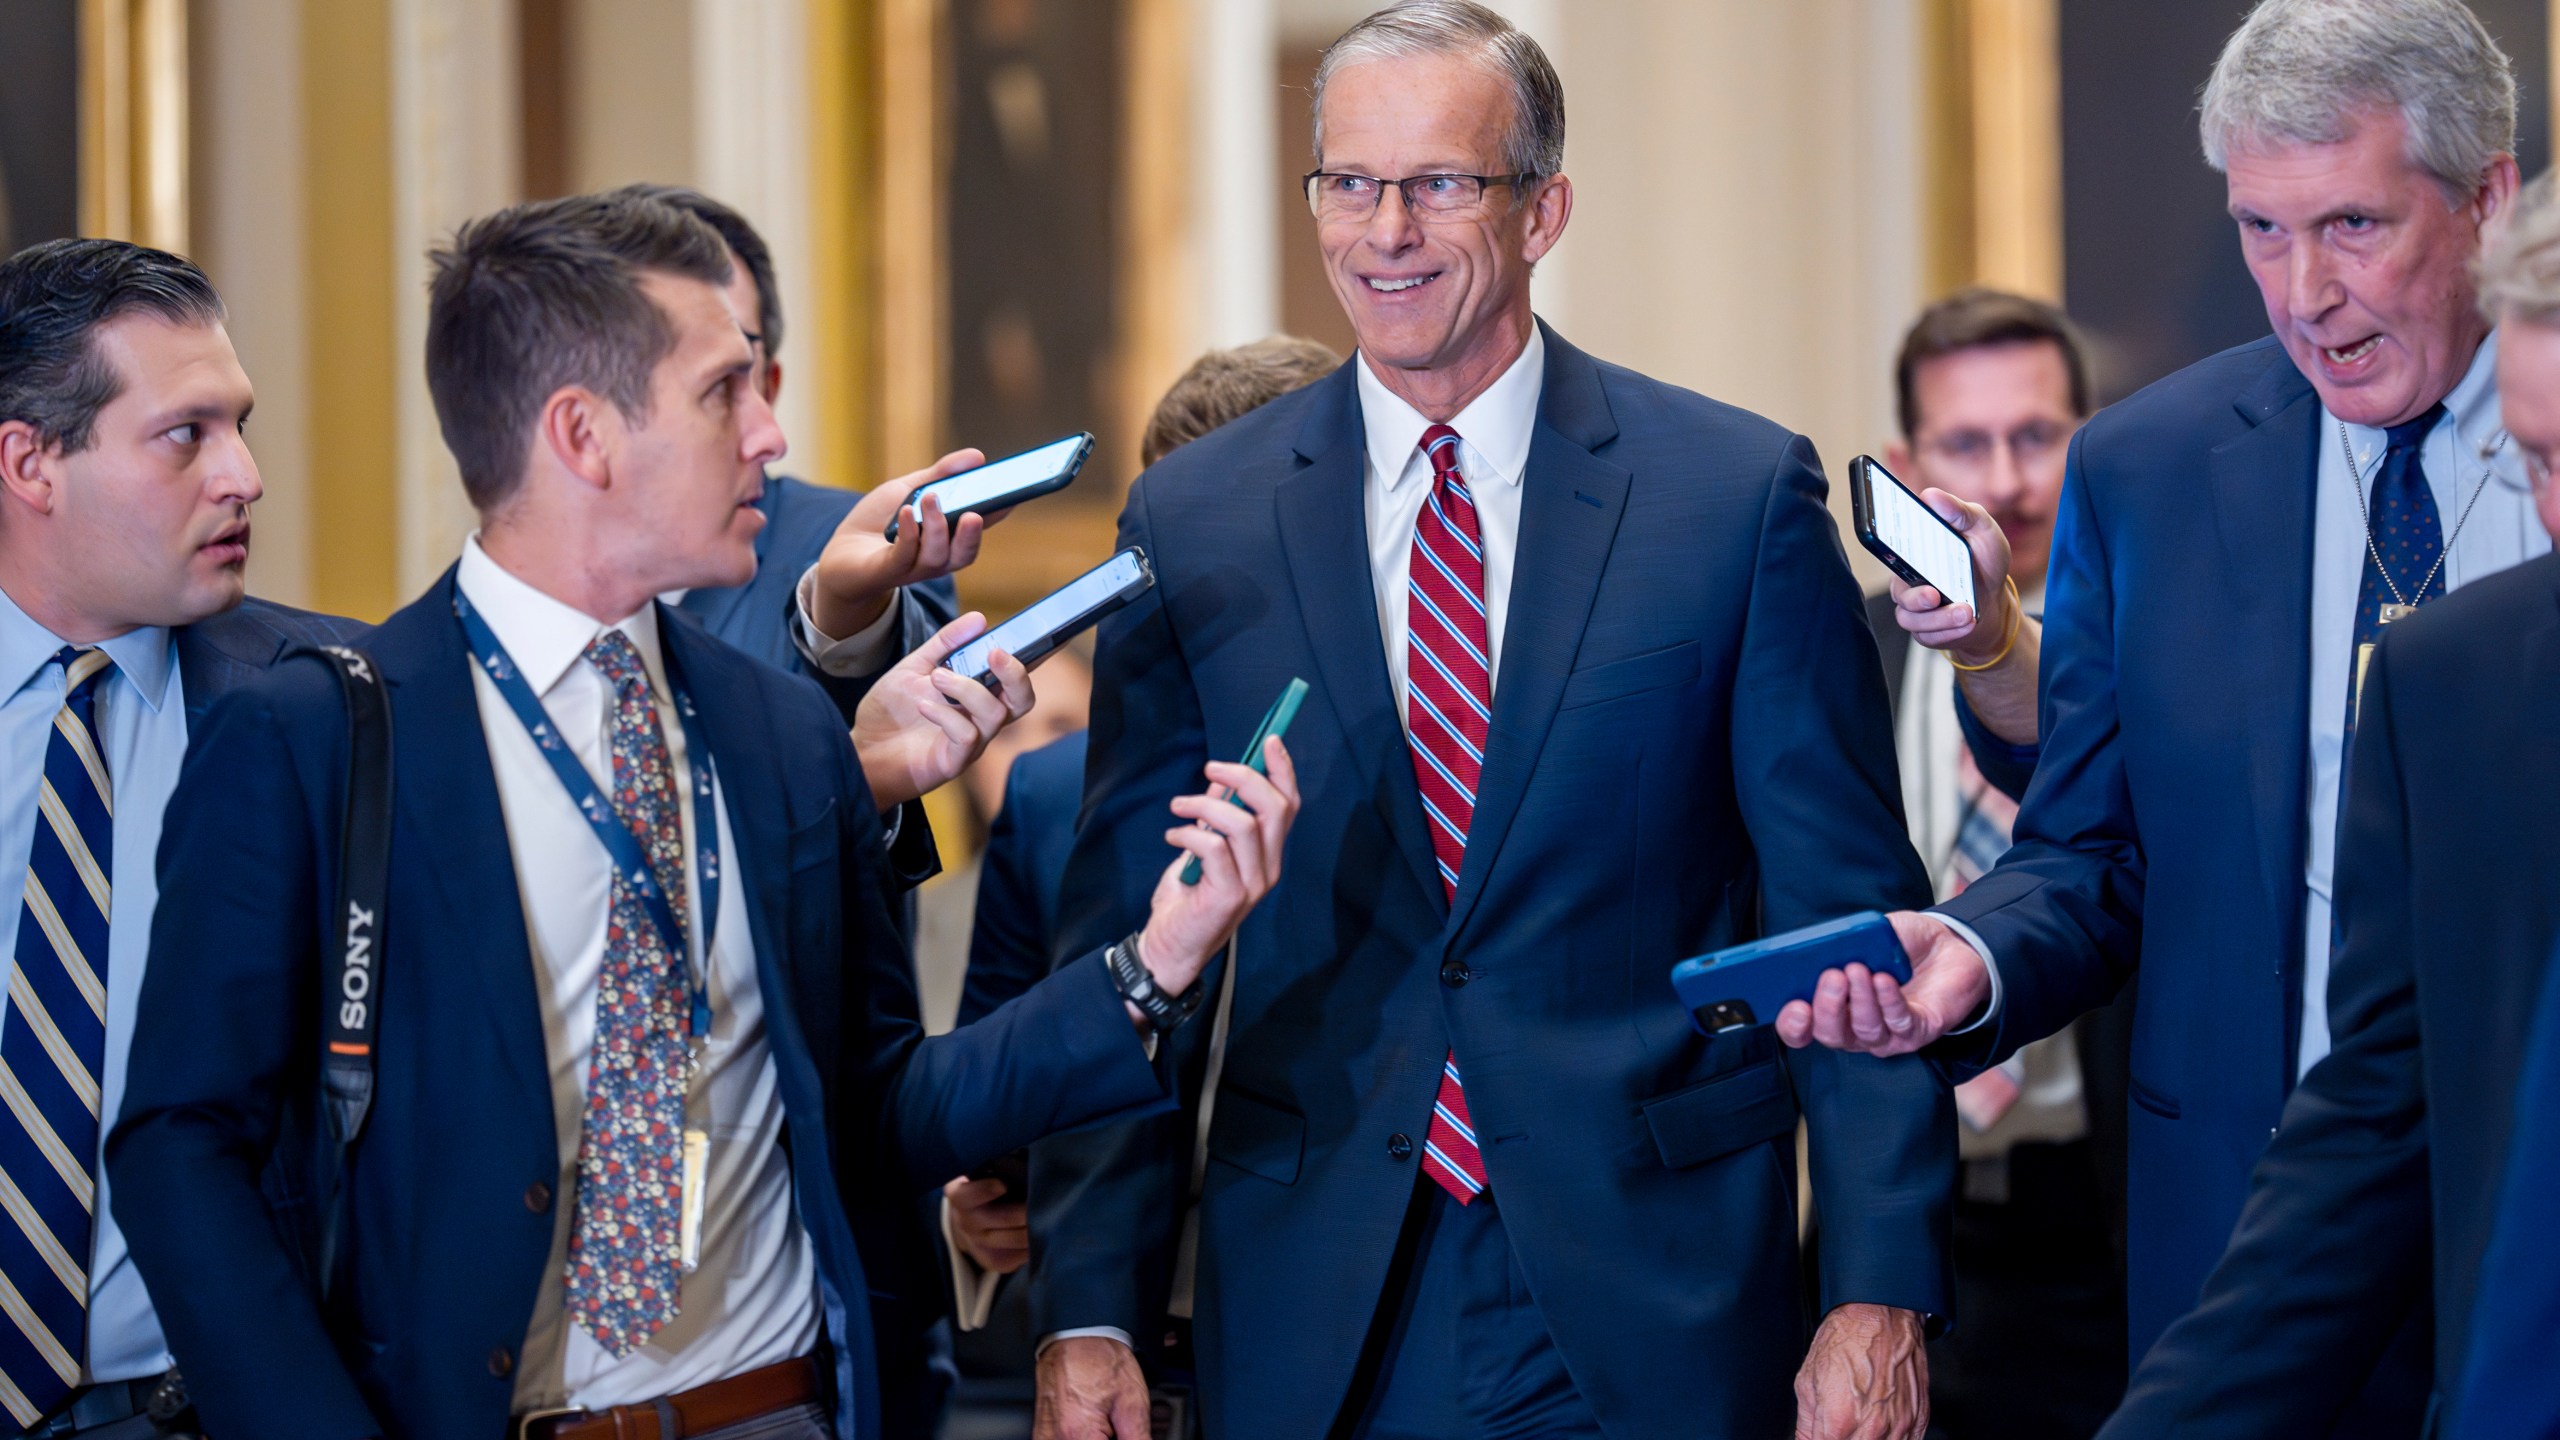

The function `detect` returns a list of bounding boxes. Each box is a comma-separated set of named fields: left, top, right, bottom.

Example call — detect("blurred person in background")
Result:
left=935, top=335, right=1341, bottom=1436
left=1785, top=4, right=2547, bottom=1433
left=1033, top=4, right=1952, bottom=1437
left=1868, top=288, right=2125, bottom=1440
left=2098, top=170, right=2560, bottom=1440
left=0, top=238, right=359, bottom=1438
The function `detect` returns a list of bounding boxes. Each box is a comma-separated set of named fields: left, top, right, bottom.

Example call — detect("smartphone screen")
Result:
left=946, top=548, right=1149, bottom=679
left=908, top=434, right=1088, bottom=523
left=1860, top=458, right=1977, bottom=614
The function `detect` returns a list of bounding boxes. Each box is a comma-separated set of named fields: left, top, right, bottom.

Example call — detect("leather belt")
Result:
left=514, top=1357, right=820, bottom=1440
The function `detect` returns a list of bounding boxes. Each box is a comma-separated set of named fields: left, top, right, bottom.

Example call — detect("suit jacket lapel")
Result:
left=2212, top=351, right=2321, bottom=959
left=1274, top=370, right=1445, bottom=913
left=660, top=612, right=813, bottom=1077
left=375, top=572, right=550, bottom=1107
left=1446, top=327, right=1628, bottom=938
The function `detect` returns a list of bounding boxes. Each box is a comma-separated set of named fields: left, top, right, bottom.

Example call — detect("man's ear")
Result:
left=0, top=421, right=62, bottom=516
left=536, top=386, right=616, bottom=493
left=1884, top=438, right=1915, bottom=475
left=1521, top=173, right=1574, bottom=266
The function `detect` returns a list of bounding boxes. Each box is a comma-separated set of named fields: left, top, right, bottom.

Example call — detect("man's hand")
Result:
left=811, top=449, right=1000, bottom=641
left=1034, top=1336, right=1151, bottom=1440
left=1774, top=912, right=1989, bottom=1058
left=1890, top=488, right=2011, bottom=664
left=943, top=1175, right=1028, bottom=1275
left=1132, top=738, right=1301, bottom=1001
left=852, top=612, right=1034, bottom=809
left=1794, top=1303, right=1928, bottom=1440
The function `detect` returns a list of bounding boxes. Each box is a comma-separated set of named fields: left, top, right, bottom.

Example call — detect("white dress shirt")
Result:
left=0, top=583, right=181, bottom=1384
left=2298, top=332, right=2548, bottom=1073
left=1358, top=326, right=1545, bottom=719
left=458, top=540, right=821, bottom=1412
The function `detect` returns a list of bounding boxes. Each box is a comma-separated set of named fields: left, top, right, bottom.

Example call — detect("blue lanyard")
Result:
left=455, top=590, right=718, bottom=1040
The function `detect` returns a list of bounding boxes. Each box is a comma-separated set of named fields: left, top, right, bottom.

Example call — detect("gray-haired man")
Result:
left=1784, top=1, right=2545, bottom=1431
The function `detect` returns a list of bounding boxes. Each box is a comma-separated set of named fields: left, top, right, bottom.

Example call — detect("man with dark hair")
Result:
left=107, top=190, right=1301, bottom=1439
left=1868, top=288, right=2123, bottom=1440
left=0, top=236, right=355, bottom=1437
left=609, top=185, right=965, bottom=723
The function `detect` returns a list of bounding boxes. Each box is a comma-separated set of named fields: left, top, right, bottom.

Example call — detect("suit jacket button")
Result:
left=487, top=1346, right=514, bottom=1377
left=1387, top=1133, right=1413, bottom=1160
left=1439, top=960, right=1469, bottom=988
left=525, top=1181, right=552, bottom=1213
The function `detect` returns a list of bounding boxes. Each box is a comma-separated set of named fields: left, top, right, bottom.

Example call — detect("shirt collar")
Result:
left=457, top=534, right=666, bottom=699
left=1355, top=323, right=1547, bottom=492
left=0, top=577, right=178, bottom=712
left=2335, top=328, right=2505, bottom=462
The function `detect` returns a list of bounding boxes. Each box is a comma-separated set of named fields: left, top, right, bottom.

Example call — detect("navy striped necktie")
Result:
left=0, top=646, right=115, bottom=1425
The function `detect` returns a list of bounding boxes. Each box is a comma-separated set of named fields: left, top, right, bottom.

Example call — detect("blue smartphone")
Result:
left=1669, top=912, right=1909, bottom=1034
left=1179, top=678, right=1308, bottom=885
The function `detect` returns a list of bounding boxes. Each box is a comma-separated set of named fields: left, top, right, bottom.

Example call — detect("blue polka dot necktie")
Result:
left=0, top=647, right=115, bottom=1426
left=2345, top=403, right=2447, bottom=753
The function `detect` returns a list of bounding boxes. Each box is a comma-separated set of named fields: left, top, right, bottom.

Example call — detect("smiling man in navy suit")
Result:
left=1029, top=6, right=1950, bottom=1439
left=104, top=190, right=1301, bottom=1440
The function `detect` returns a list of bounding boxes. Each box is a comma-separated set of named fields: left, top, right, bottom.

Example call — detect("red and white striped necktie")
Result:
left=1405, top=423, right=1491, bottom=1203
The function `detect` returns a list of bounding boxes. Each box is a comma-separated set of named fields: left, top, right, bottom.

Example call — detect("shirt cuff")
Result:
left=793, top=567, right=907, bottom=677
left=941, top=1195, right=1004, bottom=1332
left=1036, top=1327, right=1137, bottom=1357
left=1925, top=910, right=2003, bottom=1036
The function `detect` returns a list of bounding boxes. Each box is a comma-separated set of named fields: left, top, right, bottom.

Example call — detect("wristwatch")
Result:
left=1108, top=931, right=1206, bottom=1034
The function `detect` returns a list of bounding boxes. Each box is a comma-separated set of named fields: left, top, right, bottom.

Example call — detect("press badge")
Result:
left=679, top=1126, right=710, bottom=1272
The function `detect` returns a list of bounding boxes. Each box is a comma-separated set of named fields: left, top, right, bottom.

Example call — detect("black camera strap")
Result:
left=293, top=643, right=393, bottom=1305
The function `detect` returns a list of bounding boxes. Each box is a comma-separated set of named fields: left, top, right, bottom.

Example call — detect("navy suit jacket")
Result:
left=2097, top=552, right=2560, bottom=1437
left=107, top=571, right=1169, bottom=1440
left=678, top=474, right=961, bottom=725
left=2451, top=945, right=2560, bottom=1440
left=959, top=730, right=1087, bottom=1028
left=1030, top=324, right=1952, bottom=1439
left=1933, top=337, right=2431, bottom=1370
left=173, top=598, right=369, bottom=718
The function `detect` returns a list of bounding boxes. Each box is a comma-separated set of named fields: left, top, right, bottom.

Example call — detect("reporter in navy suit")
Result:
left=2450, top=954, right=2560, bottom=1439
left=1783, top=0, right=2547, bottom=1409
left=106, top=192, right=1300, bottom=1440
left=1031, top=8, right=1950, bottom=1438
left=2092, top=174, right=2560, bottom=1440
left=0, top=239, right=358, bottom=1437
left=628, top=188, right=962, bottom=726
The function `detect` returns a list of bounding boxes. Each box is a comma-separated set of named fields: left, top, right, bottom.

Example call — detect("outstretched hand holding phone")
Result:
left=1126, top=735, right=1301, bottom=1011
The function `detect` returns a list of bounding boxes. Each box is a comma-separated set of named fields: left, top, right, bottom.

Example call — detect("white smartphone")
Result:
left=1849, top=454, right=1977, bottom=615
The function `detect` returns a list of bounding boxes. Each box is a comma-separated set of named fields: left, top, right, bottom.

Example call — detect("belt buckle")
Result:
left=511, top=1405, right=587, bottom=1440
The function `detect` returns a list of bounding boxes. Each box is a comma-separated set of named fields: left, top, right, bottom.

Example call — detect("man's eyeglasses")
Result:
left=1302, top=170, right=1539, bottom=221
left=1921, top=421, right=2072, bottom=472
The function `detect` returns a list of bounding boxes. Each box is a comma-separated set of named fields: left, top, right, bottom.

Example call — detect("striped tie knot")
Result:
left=50, top=649, right=110, bottom=703
left=1420, top=424, right=1464, bottom=481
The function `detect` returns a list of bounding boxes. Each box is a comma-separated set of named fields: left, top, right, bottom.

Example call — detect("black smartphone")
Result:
left=885, top=432, right=1095, bottom=541
left=1848, top=454, right=1977, bottom=615
left=943, top=546, right=1155, bottom=687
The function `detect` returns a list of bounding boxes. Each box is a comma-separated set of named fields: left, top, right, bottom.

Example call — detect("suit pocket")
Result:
left=2130, top=1076, right=2182, bottom=1120
left=1207, top=1087, right=1305, bottom=1186
left=1558, top=641, right=1702, bottom=711
left=1641, top=1058, right=1798, bottom=1170
left=788, top=800, right=839, bottom=873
